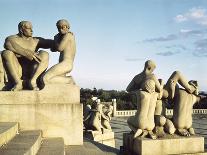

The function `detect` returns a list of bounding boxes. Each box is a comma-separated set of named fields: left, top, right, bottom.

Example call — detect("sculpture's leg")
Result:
left=133, top=129, right=142, bottom=139
left=164, top=119, right=176, bottom=135
left=46, top=75, right=75, bottom=84
left=101, top=119, right=112, bottom=131
left=140, top=130, right=148, bottom=138
left=2, top=50, right=23, bottom=91
left=188, top=127, right=195, bottom=135
left=148, top=130, right=157, bottom=139
left=30, top=51, right=49, bottom=90
left=177, top=128, right=190, bottom=136
left=43, top=59, right=73, bottom=85
left=127, top=116, right=138, bottom=133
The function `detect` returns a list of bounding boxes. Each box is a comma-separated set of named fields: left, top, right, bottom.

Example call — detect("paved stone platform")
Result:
left=111, top=115, right=207, bottom=150
left=65, top=138, right=119, bottom=155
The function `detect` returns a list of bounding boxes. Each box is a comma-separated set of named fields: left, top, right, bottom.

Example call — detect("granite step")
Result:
left=37, top=137, right=65, bottom=155
left=0, top=130, right=42, bottom=155
left=0, top=122, right=19, bottom=147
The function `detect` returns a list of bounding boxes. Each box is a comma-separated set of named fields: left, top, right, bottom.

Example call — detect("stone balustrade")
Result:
left=110, top=100, right=207, bottom=117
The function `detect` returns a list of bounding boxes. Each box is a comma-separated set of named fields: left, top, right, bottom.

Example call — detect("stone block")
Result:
left=84, top=130, right=115, bottom=147
left=0, top=84, right=80, bottom=104
left=0, top=84, right=82, bottom=145
left=0, top=103, right=83, bottom=145
left=123, top=132, right=205, bottom=155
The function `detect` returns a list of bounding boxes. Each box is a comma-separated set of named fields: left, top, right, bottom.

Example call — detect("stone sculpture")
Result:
left=84, top=99, right=112, bottom=132
left=2, top=21, right=53, bottom=91
left=173, top=80, right=200, bottom=136
left=127, top=60, right=162, bottom=139
left=126, top=60, right=199, bottom=139
left=43, top=19, right=76, bottom=85
left=127, top=79, right=158, bottom=139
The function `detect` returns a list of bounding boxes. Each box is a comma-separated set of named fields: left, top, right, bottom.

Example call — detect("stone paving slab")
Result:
left=65, top=138, right=119, bottom=155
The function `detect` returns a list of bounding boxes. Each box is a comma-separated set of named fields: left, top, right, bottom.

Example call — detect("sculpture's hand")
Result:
left=24, top=50, right=35, bottom=61
left=32, top=53, right=41, bottom=63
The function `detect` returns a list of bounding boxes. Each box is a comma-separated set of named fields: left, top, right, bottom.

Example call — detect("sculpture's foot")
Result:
left=29, top=80, right=39, bottom=91
left=11, top=82, right=23, bottom=91
left=178, top=129, right=190, bottom=136
left=148, top=130, right=157, bottom=139
left=133, top=129, right=142, bottom=139
left=188, top=127, right=195, bottom=135
left=140, top=130, right=148, bottom=138
left=154, top=126, right=165, bottom=138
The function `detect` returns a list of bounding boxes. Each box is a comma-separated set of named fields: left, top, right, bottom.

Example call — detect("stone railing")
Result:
left=111, top=99, right=207, bottom=117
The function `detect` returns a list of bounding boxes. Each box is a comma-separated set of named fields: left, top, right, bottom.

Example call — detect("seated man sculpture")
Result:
left=2, top=21, right=53, bottom=91
left=43, top=19, right=76, bottom=85
left=83, top=99, right=112, bottom=132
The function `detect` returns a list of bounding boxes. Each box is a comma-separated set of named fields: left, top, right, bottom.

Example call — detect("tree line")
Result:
left=80, top=88, right=207, bottom=110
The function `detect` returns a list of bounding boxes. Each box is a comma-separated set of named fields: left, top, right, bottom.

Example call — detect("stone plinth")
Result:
left=84, top=130, right=115, bottom=147
left=0, top=84, right=83, bottom=145
left=123, top=132, right=205, bottom=155
left=0, top=84, right=80, bottom=104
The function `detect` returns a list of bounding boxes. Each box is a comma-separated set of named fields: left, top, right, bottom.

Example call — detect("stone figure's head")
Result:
left=18, top=21, right=33, bottom=37
left=144, top=60, right=156, bottom=74
left=56, top=19, right=70, bottom=35
left=141, top=79, right=155, bottom=93
left=188, top=80, right=199, bottom=95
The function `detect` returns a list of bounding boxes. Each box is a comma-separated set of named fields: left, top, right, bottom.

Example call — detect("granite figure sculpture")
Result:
left=126, top=60, right=199, bottom=139
left=84, top=100, right=112, bottom=132
left=2, top=21, right=53, bottom=91
left=43, top=19, right=76, bottom=85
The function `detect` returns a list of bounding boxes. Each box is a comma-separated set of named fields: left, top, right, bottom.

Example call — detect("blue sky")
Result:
left=0, top=0, right=207, bottom=90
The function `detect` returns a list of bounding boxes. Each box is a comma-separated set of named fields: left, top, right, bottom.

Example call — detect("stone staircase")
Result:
left=0, top=122, right=65, bottom=155
left=0, top=122, right=119, bottom=155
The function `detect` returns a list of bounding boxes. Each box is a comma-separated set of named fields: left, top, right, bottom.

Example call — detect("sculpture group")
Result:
left=83, top=99, right=113, bottom=133
left=126, top=60, right=201, bottom=139
left=0, top=19, right=76, bottom=91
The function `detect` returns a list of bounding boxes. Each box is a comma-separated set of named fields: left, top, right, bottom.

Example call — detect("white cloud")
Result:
left=175, top=7, right=207, bottom=26
left=175, top=15, right=187, bottom=22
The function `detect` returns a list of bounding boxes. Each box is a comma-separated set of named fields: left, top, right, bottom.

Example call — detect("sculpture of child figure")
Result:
left=43, top=19, right=76, bottom=85
left=83, top=99, right=112, bottom=133
left=127, top=79, right=159, bottom=139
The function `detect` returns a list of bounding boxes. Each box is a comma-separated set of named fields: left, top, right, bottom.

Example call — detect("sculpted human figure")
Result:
left=84, top=100, right=112, bottom=132
left=43, top=19, right=76, bottom=85
left=127, top=60, right=162, bottom=139
left=2, top=21, right=53, bottom=91
left=127, top=79, right=159, bottom=139
left=126, top=60, right=198, bottom=139
left=173, top=80, right=200, bottom=136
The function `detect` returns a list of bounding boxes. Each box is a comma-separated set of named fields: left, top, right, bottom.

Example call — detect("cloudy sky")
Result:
left=0, top=0, right=207, bottom=90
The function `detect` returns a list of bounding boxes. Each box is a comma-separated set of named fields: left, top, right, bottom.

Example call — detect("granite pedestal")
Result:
left=123, top=132, right=205, bottom=155
left=0, top=84, right=83, bottom=145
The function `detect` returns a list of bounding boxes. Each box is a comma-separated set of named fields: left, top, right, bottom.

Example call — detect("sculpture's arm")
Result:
left=151, top=74, right=162, bottom=93
left=101, top=112, right=109, bottom=121
left=4, top=38, right=34, bottom=60
left=36, top=37, right=54, bottom=50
